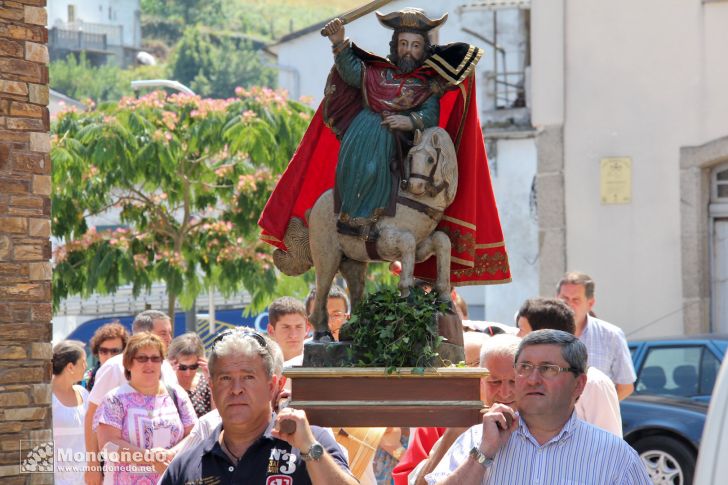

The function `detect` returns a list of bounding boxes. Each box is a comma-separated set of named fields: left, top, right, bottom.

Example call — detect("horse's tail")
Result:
left=272, top=217, right=312, bottom=276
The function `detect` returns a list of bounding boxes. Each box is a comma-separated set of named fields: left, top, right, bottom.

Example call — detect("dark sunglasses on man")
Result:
left=177, top=363, right=200, bottom=371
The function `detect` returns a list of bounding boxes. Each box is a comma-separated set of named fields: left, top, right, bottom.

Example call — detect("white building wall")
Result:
left=552, top=0, right=728, bottom=338
left=47, top=0, right=140, bottom=47
left=483, top=137, right=539, bottom=323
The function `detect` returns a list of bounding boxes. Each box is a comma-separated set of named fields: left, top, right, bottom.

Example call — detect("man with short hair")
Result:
left=557, top=271, right=636, bottom=399
left=305, top=285, right=350, bottom=342
left=425, top=330, right=650, bottom=484
left=84, top=310, right=178, bottom=485
left=267, top=296, right=310, bottom=361
left=516, top=297, right=622, bottom=436
left=160, top=329, right=357, bottom=485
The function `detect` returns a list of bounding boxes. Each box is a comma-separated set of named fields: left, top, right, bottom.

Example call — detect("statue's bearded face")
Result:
left=395, top=32, right=426, bottom=73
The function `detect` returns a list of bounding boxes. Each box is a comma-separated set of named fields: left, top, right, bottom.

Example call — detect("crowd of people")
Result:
left=50, top=271, right=651, bottom=484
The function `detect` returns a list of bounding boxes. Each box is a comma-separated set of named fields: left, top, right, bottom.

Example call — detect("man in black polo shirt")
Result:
left=160, top=329, right=355, bottom=485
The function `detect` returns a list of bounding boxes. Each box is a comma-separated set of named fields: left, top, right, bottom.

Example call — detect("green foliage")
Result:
left=50, top=54, right=168, bottom=103
left=142, top=0, right=361, bottom=42
left=141, top=0, right=225, bottom=25
left=169, top=27, right=275, bottom=99
left=346, top=286, right=446, bottom=373
left=51, top=89, right=313, bottom=318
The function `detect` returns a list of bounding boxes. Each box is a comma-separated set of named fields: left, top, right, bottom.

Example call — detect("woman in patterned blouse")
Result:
left=167, top=333, right=214, bottom=417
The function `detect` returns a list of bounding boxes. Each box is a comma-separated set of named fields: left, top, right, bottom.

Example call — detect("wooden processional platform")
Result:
left=283, top=367, right=489, bottom=427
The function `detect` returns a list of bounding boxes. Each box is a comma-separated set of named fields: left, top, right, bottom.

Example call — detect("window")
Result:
left=713, top=164, right=728, bottom=201
left=699, top=349, right=721, bottom=395
left=635, top=346, right=702, bottom=397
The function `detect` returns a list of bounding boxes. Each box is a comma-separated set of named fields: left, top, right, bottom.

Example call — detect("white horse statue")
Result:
left=273, top=127, right=458, bottom=341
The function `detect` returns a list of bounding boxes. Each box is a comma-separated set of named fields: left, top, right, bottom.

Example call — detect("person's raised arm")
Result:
left=429, top=404, right=517, bottom=485
left=272, top=408, right=358, bottom=485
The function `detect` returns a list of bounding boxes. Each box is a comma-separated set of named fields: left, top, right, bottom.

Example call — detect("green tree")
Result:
left=170, top=27, right=274, bottom=99
left=141, top=0, right=225, bottom=27
left=50, top=54, right=167, bottom=103
left=51, top=89, right=312, bottom=324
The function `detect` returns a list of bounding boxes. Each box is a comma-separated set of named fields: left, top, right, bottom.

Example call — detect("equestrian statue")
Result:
left=258, top=6, right=511, bottom=343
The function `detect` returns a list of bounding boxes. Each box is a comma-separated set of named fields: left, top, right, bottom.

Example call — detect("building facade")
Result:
left=47, top=0, right=141, bottom=67
left=531, top=0, right=728, bottom=337
left=268, top=0, right=728, bottom=337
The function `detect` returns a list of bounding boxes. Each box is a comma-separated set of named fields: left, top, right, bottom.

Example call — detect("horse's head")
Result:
left=402, top=128, right=458, bottom=204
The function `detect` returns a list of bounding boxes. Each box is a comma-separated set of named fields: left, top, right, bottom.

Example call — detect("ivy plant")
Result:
left=346, top=286, right=447, bottom=373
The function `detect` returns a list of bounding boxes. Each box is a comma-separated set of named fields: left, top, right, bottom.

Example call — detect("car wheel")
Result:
left=632, top=436, right=696, bottom=485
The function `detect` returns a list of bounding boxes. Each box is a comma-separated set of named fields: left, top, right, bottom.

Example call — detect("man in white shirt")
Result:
left=557, top=271, right=636, bottom=399
left=425, top=330, right=650, bottom=485
left=516, top=297, right=622, bottom=436
left=267, top=296, right=310, bottom=362
left=84, top=310, right=177, bottom=485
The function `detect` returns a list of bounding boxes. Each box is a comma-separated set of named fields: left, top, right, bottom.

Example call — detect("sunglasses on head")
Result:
left=98, top=347, right=123, bottom=356
left=133, top=355, right=163, bottom=363
left=212, top=328, right=267, bottom=348
left=177, top=363, right=199, bottom=371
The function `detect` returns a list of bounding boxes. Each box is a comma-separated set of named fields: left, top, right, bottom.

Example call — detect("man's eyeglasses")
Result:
left=328, top=311, right=348, bottom=321
left=212, top=328, right=267, bottom=348
left=98, top=347, right=123, bottom=356
left=514, top=362, right=580, bottom=378
left=133, top=355, right=163, bottom=363
left=177, top=363, right=199, bottom=371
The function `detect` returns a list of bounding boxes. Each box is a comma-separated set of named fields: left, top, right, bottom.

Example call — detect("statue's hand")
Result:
left=323, top=18, right=345, bottom=44
left=381, top=114, right=414, bottom=131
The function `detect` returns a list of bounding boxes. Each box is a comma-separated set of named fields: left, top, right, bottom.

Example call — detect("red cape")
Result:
left=259, top=76, right=511, bottom=285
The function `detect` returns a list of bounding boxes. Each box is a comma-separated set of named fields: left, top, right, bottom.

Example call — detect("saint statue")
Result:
left=260, top=7, right=511, bottom=289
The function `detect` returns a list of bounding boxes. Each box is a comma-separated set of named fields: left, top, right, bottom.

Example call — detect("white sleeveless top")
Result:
left=52, top=385, right=89, bottom=485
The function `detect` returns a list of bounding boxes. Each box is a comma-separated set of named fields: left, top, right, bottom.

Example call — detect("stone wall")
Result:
left=0, top=0, right=53, bottom=483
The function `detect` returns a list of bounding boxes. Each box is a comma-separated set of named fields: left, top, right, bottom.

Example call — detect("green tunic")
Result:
left=334, top=47, right=440, bottom=226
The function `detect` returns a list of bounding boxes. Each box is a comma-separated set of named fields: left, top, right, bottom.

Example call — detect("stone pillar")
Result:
left=0, top=1, right=53, bottom=483
left=536, top=125, right=566, bottom=297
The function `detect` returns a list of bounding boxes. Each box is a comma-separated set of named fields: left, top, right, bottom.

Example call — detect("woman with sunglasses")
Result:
left=93, top=333, right=197, bottom=484
left=84, top=321, right=129, bottom=391
left=168, top=333, right=214, bottom=417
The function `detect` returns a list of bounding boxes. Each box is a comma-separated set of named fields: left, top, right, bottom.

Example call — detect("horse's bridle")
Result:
left=402, top=146, right=449, bottom=198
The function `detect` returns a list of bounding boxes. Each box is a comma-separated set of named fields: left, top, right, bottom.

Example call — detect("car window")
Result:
left=699, top=349, right=721, bottom=395
left=635, top=346, right=702, bottom=397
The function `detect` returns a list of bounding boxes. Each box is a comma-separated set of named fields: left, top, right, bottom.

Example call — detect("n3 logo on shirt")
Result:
left=266, top=475, right=292, bottom=485
left=267, top=447, right=297, bottom=475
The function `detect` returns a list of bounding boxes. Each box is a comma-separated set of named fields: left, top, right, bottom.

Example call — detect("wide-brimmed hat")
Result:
left=376, top=7, right=448, bottom=33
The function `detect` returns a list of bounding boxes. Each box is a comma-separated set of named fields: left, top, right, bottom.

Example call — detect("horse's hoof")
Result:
left=313, top=330, right=335, bottom=343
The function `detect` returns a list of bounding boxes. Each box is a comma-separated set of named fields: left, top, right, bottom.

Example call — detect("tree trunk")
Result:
left=168, top=293, right=176, bottom=335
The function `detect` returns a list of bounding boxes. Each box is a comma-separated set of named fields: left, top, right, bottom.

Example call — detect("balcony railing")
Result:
left=60, top=20, right=123, bottom=45
left=49, top=27, right=107, bottom=52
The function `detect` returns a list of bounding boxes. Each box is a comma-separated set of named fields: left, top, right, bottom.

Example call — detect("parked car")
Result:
left=693, top=355, right=728, bottom=484
left=621, top=335, right=728, bottom=485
